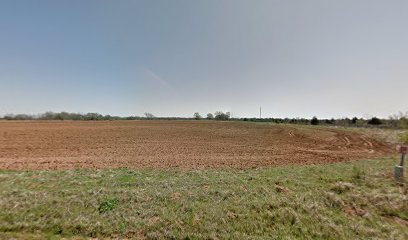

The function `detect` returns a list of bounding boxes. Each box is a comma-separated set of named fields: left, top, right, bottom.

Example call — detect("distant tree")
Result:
left=336, top=118, right=351, bottom=126
left=311, top=116, right=319, bottom=125
left=367, top=117, right=382, bottom=125
left=42, top=112, right=55, bottom=120
left=214, top=111, right=230, bottom=121
left=390, top=112, right=408, bottom=129
left=401, top=117, right=408, bottom=129
left=84, top=113, right=103, bottom=120
left=5, top=114, right=33, bottom=120
left=351, top=117, right=358, bottom=124
left=356, top=119, right=365, bottom=126
left=144, top=113, right=155, bottom=119
left=4, top=115, right=13, bottom=120
left=194, top=112, right=202, bottom=120
left=54, top=113, right=64, bottom=120
left=206, top=113, right=214, bottom=120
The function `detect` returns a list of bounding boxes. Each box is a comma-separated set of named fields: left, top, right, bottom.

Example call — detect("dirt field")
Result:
left=0, top=121, right=392, bottom=170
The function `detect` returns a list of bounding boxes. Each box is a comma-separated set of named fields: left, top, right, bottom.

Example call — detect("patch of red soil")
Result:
left=0, top=121, right=392, bottom=170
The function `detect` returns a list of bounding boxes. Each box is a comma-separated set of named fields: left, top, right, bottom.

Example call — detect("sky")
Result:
left=0, top=0, right=407, bottom=119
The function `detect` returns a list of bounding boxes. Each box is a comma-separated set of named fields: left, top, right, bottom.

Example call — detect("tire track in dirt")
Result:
left=360, top=136, right=375, bottom=153
left=343, top=136, right=351, bottom=146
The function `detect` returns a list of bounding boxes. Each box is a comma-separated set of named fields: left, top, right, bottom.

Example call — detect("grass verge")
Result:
left=0, top=158, right=407, bottom=239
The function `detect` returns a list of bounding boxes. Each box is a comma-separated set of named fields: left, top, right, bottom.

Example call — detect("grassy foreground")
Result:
left=0, top=158, right=407, bottom=239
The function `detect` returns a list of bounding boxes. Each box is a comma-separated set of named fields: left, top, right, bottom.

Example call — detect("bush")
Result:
left=311, top=117, right=319, bottom=125
left=399, top=132, right=408, bottom=144
left=368, top=117, right=382, bottom=125
left=400, top=117, right=408, bottom=129
left=206, top=113, right=214, bottom=120
left=98, top=198, right=118, bottom=213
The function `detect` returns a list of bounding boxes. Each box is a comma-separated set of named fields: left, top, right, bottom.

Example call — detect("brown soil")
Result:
left=0, top=121, right=392, bottom=170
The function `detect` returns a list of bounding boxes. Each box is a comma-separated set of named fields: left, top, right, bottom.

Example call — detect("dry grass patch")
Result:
left=0, top=158, right=407, bottom=239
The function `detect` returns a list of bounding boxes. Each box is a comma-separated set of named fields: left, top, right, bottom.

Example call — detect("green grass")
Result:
left=0, top=158, right=407, bottom=239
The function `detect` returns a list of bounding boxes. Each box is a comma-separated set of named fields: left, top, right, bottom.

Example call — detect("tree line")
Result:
left=192, top=111, right=408, bottom=129
left=2, top=112, right=136, bottom=121
left=1, top=111, right=408, bottom=129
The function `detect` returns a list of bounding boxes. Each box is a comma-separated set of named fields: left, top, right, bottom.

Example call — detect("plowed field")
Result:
left=0, top=121, right=392, bottom=170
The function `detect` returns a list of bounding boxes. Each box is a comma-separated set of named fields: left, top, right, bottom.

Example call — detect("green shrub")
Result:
left=98, top=198, right=118, bottom=213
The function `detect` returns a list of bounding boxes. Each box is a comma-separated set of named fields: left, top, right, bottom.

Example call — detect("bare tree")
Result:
left=194, top=112, right=202, bottom=120
left=144, top=112, right=155, bottom=119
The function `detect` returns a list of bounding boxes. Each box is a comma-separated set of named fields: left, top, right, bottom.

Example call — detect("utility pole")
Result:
left=260, top=107, right=262, bottom=119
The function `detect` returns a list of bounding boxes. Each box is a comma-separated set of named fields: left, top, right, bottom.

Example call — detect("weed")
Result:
left=399, top=131, right=408, bottom=144
left=98, top=198, right=118, bottom=213
left=331, top=182, right=354, bottom=194
left=352, top=166, right=365, bottom=181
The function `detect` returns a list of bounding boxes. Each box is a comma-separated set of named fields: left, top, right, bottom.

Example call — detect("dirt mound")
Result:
left=0, top=121, right=392, bottom=170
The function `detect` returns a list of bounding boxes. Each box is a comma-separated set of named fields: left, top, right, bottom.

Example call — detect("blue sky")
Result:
left=1, top=0, right=407, bottom=118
